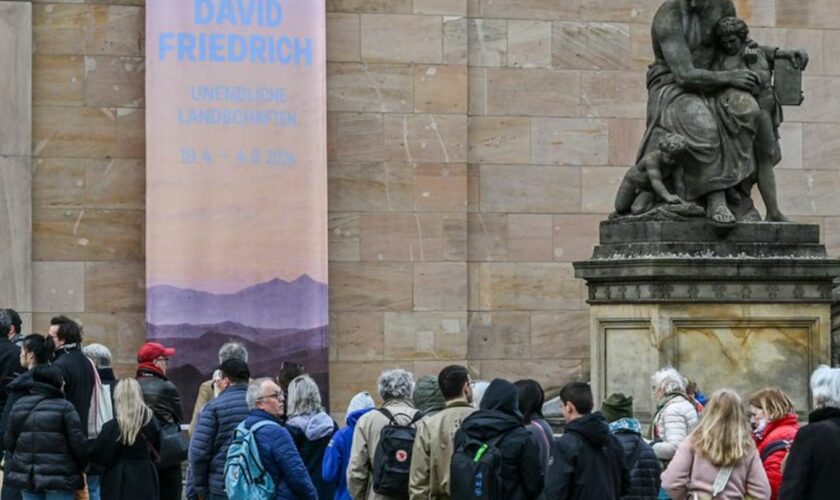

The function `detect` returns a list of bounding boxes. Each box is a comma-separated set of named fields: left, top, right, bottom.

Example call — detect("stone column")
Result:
left=0, top=2, right=32, bottom=314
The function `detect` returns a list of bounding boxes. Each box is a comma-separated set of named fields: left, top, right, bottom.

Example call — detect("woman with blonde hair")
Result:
left=748, top=387, right=798, bottom=499
left=662, top=389, right=771, bottom=499
left=89, top=378, right=162, bottom=500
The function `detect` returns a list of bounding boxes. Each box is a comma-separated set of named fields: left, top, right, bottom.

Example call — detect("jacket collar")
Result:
left=444, top=399, right=474, bottom=410
left=809, top=406, right=840, bottom=424
left=53, top=343, right=80, bottom=359
left=249, top=408, right=282, bottom=423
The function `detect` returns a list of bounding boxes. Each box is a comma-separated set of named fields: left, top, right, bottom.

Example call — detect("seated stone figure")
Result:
left=615, top=133, right=687, bottom=216
left=713, top=16, right=792, bottom=222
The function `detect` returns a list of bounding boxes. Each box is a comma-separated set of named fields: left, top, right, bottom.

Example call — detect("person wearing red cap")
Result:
left=137, top=341, right=184, bottom=500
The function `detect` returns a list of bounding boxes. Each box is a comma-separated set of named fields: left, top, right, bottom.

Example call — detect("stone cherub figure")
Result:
left=713, top=16, right=792, bottom=222
left=615, top=133, right=688, bottom=215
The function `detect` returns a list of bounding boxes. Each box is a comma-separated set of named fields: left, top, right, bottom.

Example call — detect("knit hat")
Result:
left=413, top=375, right=446, bottom=414
left=601, top=393, right=634, bottom=423
left=347, top=391, right=376, bottom=414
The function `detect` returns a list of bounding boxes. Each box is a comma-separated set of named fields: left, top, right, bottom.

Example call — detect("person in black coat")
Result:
left=555, top=383, right=630, bottom=500
left=0, top=334, right=55, bottom=500
left=0, top=309, right=25, bottom=435
left=453, top=378, right=544, bottom=500
left=3, top=365, right=89, bottom=496
left=48, top=316, right=94, bottom=436
left=601, top=393, right=661, bottom=500
left=136, top=342, right=184, bottom=500
left=779, top=365, right=840, bottom=500
left=90, top=378, right=162, bottom=500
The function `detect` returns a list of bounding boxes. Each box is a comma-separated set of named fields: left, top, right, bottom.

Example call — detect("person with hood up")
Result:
left=413, top=375, right=446, bottom=417
left=601, top=393, right=660, bottom=500
left=452, top=378, right=544, bottom=500
left=554, top=382, right=629, bottom=500
left=322, top=391, right=376, bottom=500
left=286, top=375, right=339, bottom=500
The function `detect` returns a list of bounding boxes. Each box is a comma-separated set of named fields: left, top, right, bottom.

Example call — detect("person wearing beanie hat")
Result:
left=322, top=392, right=376, bottom=500
left=413, top=375, right=446, bottom=417
left=602, top=393, right=661, bottom=499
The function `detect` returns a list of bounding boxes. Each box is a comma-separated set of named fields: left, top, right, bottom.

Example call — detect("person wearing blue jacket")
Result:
left=241, top=378, right=318, bottom=499
left=322, top=391, right=376, bottom=500
left=189, top=359, right=252, bottom=500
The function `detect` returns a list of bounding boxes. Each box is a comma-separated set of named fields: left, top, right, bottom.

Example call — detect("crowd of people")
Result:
left=0, top=309, right=838, bottom=499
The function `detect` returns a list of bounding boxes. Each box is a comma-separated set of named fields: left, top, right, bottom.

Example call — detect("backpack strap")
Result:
left=759, top=439, right=791, bottom=462
left=627, top=437, right=645, bottom=470
left=377, top=407, right=423, bottom=427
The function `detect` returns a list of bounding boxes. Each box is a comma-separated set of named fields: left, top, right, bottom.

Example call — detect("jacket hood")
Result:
left=608, top=416, right=642, bottom=435
left=287, top=411, right=335, bottom=441
left=346, top=407, right=374, bottom=427
left=479, top=378, right=522, bottom=418
left=809, top=406, right=840, bottom=424
left=413, top=375, right=446, bottom=414
left=460, top=379, right=524, bottom=440
left=565, top=411, right=612, bottom=447
left=6, top=370, right=33, bottom=392
left=29, top=381, right=64, bottom=399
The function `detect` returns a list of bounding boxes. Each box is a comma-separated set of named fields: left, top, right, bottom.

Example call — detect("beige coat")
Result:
left=409, top=399, right=475, bottom=500
left=348, top=399, right=420, bottom=500
left=188, top=379, right=215, bottom=435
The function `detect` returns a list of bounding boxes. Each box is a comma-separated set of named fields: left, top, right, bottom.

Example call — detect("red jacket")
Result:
left=755, top=413, right=799, bottom=500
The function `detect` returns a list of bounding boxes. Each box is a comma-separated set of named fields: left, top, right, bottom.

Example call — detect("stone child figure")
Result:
left=615, top=133, right=688, bottom=215
left=714, top=16, right=792, bottom=222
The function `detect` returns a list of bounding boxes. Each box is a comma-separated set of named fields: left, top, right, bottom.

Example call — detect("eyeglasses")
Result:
left=258, top=392, right=283, bottom=401
left=156, top=357, right=169, bottom=363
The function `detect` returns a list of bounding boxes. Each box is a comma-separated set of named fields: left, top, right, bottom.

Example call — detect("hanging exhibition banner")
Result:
left=146, top=0, right=327, bottom=414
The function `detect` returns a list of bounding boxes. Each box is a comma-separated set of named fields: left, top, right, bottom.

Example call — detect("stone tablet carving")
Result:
left=612, top=0, right=809, bottom=225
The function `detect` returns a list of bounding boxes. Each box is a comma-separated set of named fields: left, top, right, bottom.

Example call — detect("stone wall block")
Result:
left=33, top=209, right=143, bottom=261
left=467, top=213, right=508, bottom=262
left=85, top=56, right=145, bottom=108
left=32, top=158, right=85, bottom=209
left=384, top=114, right=467, bottom=163
left=361, top=14, right=443, bottom=64
left=328, top=161, right=413, bottom=212
left=34, top=4, right=89, bottom=55
left=469, top=0, right=581, bottom=20
left=477, top=358, right=588, bottom=392
left=608, top=118, right=646, bottom=166
left=332, top=113, right=385, bottom=161
left=507, top=214, right=553, bottom=262
left=777, top=0, right=840, bottom=30
left=385, top=312, right=468, bottom=360
left=776, top=169, right=840, bottom=216
left=443, top=16, right=468, bottom=65
left=115, top=108, right=144, bottom=158
left=531, top=310, right=590, bottom=359
left=826, top=30, right=840, bottom=75
left=480, top=165, right=580, bottom=213
left=485, top=68, right=581, bottom=117
left=85, top=261, right=144, bottom=312
left=33, top=55, right=84, bottom=107
left=85, top=159, right=145, bottom=209
left=329, top=213, right=360, bottom=261
left=413, top=163, right=467, bottom=212
left=750, top=27, right=825, bottom=75
left=327, top=0, right=412, bottom=14
left=86, top=6, right=144, bottom=56
left=327, top=13, right=361, bottom=62
left=467, top=311, right=531, bottom=359
left=0, top=157, right=31, bottom=311
left=581, top=166, right=626, bottom=213
left=327, top=63, right=413, bottom=113
left=34, top=106, right=118, bottom=158
left=777, top=122, right=802, bottom=170
left=477, top=262, right=582, bottom=311
left=468, top=116, right=530, bottom=164
left=552, top=22, right=633, bottom=71
left=733, top=0, right=776, bottom=27
left=329, top=262, right=412, bottom=312
left=785, top=77, right=840, bottom=123
left=32, top=262, right=84, bottom=313
left=803, top=123, right=840, bottom=171
left=415, top=0, right=466, bottom=16
left=467, top=19, right=507, bottom=67
left=414, top=65, right=468, bottom=114
left=330, top=312, right=384, bottom=361
left=552, top=214, right=601, bottom=262
left=580, top=71, right=647, bottom=118
left=531, top=118, right=609, bottom=166
left=414, top=262, right=468, bottom=311
left=507, top=20, right=552, bottom=69
left=359, top=212, right=466, bottom=262
left=1, top=2, right=31, bottom=156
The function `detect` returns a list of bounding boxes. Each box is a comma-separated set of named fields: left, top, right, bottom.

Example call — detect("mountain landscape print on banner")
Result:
left=146, top=275, right=328, bottom=417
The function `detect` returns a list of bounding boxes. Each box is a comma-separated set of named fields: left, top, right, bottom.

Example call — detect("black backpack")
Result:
left=372, top=407, right=423, bottom=497
left=450, top=430, right=507, bottom=500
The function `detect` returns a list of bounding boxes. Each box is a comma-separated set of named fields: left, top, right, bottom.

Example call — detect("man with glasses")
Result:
left=236, top=378, right=317, bottom=498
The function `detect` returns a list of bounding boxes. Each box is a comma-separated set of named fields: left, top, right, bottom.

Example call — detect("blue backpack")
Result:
left=224, top=420, right=280, bottom=500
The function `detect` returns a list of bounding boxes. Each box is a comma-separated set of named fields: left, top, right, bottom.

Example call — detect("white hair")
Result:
left=471, top=380, right=490, bottom=409
left=287, top=375, right=323, bottom=416
left=811, top=365, right=840, bottom=409
left=378, top=369, right=415, bottom=402
left=246, top=378, right=275, bottom=410
left=83, top=343, right=112, bottom=369
left=652, top=367, right=687, bottom=394
left=218, top=342, right=248, bottom=363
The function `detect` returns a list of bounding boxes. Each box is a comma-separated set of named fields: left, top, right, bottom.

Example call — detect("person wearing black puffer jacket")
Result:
left=555, top=383, right=629, bottom=500
left=3, top=365, right=89, bottom=499
left=601, top=393, right=660, bottom=500
left=452, top=378, right=544, bottom=500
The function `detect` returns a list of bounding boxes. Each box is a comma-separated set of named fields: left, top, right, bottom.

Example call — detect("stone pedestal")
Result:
left=574, top=220, right=840, bottom=421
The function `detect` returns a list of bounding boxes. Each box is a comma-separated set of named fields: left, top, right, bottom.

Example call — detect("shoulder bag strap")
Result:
left=710, top=464, right=735, bottom=498
left=377, top=407, right=396, bottom=425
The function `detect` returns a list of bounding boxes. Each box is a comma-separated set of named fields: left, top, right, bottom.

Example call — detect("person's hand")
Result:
left=665, top=194, right=683, bottom=204
left=789, top=48, right=809, bottom=70
left=729, top=69, right=760, bottom=91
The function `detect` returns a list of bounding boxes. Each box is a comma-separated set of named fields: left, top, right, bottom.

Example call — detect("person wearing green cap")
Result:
left=602, top=393, right=661, bottom=499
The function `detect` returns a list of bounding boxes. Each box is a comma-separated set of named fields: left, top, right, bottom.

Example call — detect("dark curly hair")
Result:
left=715, top=16, right=749, bottom=42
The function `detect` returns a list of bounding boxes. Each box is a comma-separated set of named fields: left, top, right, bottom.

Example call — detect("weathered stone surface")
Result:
left=86, top=6, right=143, bottom=56
left=361, top=15, right=443, bottom=64
left=480, top=165, right=580, bottom=213
left=485, top=68, right=581, bottom=116
left=33, top=4, right=88, bottom=55
left=85, top=261, right=144, bottom=312
left=785, top=77, right=840, bottom=123
left=468, top=312, right=530, bottom=359
left=0, top=157, right=31, bottom=311
left=384, top=114, right=467, bottom=163
left=443, top=16, right=468, bottom=65
left=776, top=122, right=802, bottom=170
left=803, top=123, right=840, bottom=170
left=33, top=106, right=117, bottom=158
left=507, top=20, right=552, bottom=69
left=825, top=217, right=840, bottom=257
left=414, top=65, right=468, bottom=114
left=385, top=312, right=468, bottom=359
left=531, top=310, right=590, bottom=359
left=777, top=169, right=840, bottom=216
left=467, top=213, right=507, bottom=261
left=468, top=68, right=487, bottom=115
left=332, top=113, right=385, bottom=162
left=777, top=0, right=840, bottom=30
left=751, top=27, right=825, bottom=75
left=469, top=0, right=580, bottom=20
left=327, top=0, right=412, bottom=14
left=581, top=166, right=626, bottom=213
left=507, top=214, right=553, bottom=262
left=115, top=107, right=144, bottom=158
left=329, top=213, right=360, bottom=261
left=413, top=163, right=467, bottom=212
left=85, top=159, right=145, bottom=209
left=415, top=0, right=466, bottom=16
left=477, top=262, right=582, bottom=311
left=553, top=214, right=601, bottom=262
left=329, top=262, right=412, bottom=312
left=468, top=117, right=530, bottom=164
left=328, top=63, right=413, bottom=113
left=414, top=262, right=468, bottom=311
left=330, top=312, right=384, bottom=361
left=32, top=262, right=85, bottom=313
left=85, top=56, right=144, bottom=108
left=328, top=161, right=413, bottom=212
left=826, top=30, right=840, bottom=75
left=467, top=19, right=506, bottom=67
left=531, top=118, right=609, bottom=165
left=580, top=71, right=647, bottom=118
left=477, top=359, right=588, bottom=393
left=32, top=158, right=85, bottom=209
left=327, top=13, right=361, bottom=62
left=629, top=23, right=654, bottom=71
left=608, top=118, right=646, bottom=166
left=33, top=55, right=84, bottom=107
left=1, top=2, right=31, bottom=156
left=32, top=209, right=143, bottom=261
left=552, top=22, right=633, bottom=71
left=115, top=312, right=145, bottom=365
left=359, top=213, right=466, bottom=261
left=580, top=0, right=669, bottom=24
left=733, top=0, right=776, bottom=27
